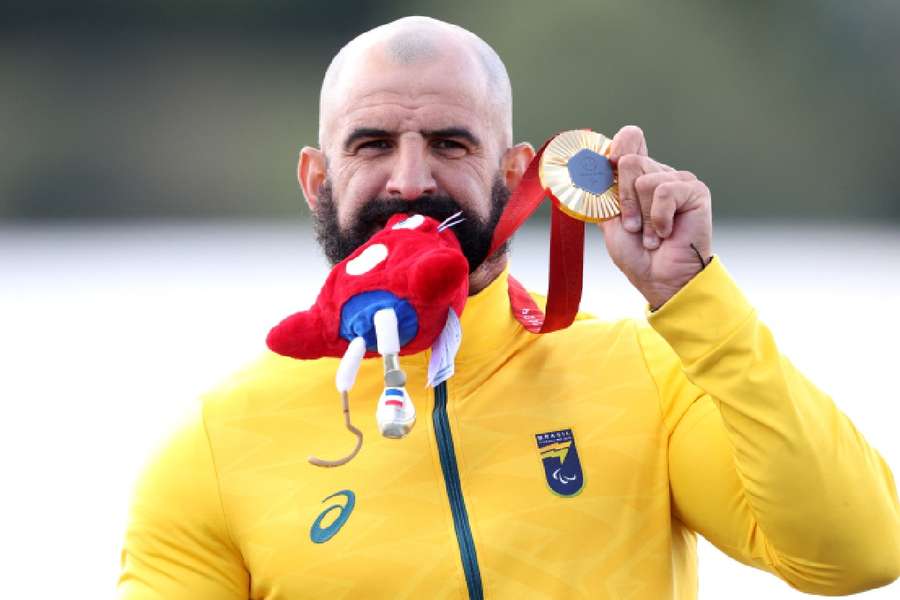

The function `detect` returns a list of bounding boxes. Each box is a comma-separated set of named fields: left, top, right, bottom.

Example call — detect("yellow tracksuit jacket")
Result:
left=118, top=258, right=900, bottom=599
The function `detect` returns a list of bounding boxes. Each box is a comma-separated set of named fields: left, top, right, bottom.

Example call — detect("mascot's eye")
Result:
left=345, top=243, right=388, bottom=275
left=391, top=214, right=425, bottom=230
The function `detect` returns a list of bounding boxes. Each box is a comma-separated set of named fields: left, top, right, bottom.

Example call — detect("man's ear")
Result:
left=298, top=146, right=327, bottom=211
left=500, top=142, right=535, bottom=193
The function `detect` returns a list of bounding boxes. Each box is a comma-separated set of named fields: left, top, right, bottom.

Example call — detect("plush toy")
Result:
left=267, top=212, right=470, bottom=466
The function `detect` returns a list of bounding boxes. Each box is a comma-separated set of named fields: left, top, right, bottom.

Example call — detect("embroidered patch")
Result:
left=535, top=428, right=585, bottom=497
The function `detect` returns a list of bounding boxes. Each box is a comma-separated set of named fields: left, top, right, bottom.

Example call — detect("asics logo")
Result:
left=310, top=490, right=355, bottom=544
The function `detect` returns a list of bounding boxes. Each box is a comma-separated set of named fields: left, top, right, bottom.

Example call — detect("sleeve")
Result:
left=637, top=256, right=900, bottom=595
left=117, top=403, right=249, bottom=599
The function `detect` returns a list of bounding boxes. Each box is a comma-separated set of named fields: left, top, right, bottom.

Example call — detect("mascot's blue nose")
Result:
left=339, top=290, right=419, bottom=352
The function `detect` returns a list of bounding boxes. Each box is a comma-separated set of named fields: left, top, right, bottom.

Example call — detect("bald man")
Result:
left=118, top=17, right=900, bottom=600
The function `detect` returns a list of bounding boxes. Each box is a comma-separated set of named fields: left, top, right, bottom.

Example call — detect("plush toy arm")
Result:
left=267, top=304, right=346, bottom=360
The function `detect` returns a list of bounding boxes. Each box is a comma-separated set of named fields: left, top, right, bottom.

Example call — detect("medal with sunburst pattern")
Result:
left=539, top=130, right=620, bottom=222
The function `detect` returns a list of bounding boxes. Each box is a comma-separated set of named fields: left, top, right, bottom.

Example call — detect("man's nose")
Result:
left=385, top=138, right=437, bottom=200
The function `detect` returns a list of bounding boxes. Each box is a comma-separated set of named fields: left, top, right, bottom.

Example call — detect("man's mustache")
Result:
left=351, top=196, right=474, bottom=234
left=312, top=177, right=509, bottom=272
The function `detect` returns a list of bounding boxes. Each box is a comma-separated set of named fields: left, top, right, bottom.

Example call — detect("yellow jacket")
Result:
left=118, top=258, right=900, bottom=599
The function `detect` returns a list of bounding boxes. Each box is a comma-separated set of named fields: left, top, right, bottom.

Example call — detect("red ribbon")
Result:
left=489, top=135, right=588, bottom=334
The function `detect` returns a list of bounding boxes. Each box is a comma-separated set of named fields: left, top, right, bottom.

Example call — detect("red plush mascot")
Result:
left=267, top=212, right=469, bottom=466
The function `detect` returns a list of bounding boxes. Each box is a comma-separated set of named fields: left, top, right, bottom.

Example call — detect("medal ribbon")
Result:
left=489, top=136, right=588, bottom=333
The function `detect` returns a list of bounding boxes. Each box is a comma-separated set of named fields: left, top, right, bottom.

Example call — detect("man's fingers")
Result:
left=616, top=154, right=644, bottom=232
left=609, top=125, right=649, bottom=233
left=634, top=171, right=697, bottom=239
left=648, top=179, right=710, bottom=241
left=609, top=125, right=648, bottom=161
left=648, top=186, right=678, bottom=243
left=634, top=171, right=697, bottom=200
left=616, top=154, right=674, bottom=234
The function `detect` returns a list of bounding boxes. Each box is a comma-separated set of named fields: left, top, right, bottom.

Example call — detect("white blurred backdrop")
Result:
left=1, top=220, right=898, bottom=598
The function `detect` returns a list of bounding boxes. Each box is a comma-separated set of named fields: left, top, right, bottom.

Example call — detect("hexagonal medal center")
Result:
left=566, top=148, right=614, bottom=194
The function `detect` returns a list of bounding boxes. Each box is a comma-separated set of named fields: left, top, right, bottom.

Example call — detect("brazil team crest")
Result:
left=535, top=428, right=584, bottom=497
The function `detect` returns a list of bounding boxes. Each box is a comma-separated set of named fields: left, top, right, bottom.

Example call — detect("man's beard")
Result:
left=312, top=177, right=511, bottom=273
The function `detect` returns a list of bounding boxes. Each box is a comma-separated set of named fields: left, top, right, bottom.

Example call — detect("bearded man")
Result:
left=117, top=16, right=900, bottom=600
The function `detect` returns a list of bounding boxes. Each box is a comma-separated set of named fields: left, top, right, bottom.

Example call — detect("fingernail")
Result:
left=624, top=216, right=641, bottom=232
left=643, top=232, right=660, bottom=249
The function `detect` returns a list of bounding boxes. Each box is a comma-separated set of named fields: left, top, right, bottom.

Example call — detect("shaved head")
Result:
left=299, top=17, right=534, bottom=294
left=384, top=28, right=440, bottom=64
left=318, top=16, right=513, bottom=149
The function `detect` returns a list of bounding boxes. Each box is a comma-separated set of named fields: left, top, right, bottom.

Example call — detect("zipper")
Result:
left=432, top=381, right=484, bottom=600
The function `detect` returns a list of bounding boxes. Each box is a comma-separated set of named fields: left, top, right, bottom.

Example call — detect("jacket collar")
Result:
left=415, top=263, right=531, bottom=396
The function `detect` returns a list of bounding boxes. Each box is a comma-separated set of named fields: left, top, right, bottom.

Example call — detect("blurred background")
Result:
left=3, top=0, right=900, bottom=221
left=1, top=1, right=898, bottom=598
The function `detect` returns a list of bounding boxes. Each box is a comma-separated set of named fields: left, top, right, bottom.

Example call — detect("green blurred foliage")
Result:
left=1, top=0, right=898, bottom=220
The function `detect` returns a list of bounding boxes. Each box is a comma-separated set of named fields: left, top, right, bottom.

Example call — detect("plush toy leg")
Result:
left=373, top=308, right=416, bottom=438
left=308, top=336, right=366, bottom=468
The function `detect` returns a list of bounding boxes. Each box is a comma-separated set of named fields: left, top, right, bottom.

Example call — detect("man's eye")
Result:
left=358, top=140, right=392, bottom=151
left=432, top=139, right=466, bottom=153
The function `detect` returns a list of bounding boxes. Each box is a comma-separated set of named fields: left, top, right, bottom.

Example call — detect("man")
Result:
left=117, top=16, right=900, bottom=599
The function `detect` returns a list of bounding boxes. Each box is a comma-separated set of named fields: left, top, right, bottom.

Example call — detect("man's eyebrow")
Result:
left=342, top=126, right=482, bottom=150
left=422, top=127, right=481, bottom=147
left=343, top=127, right=393, bottom=151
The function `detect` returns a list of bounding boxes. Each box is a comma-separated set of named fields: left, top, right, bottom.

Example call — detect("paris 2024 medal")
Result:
left=539, top=129, right=621, bottom=222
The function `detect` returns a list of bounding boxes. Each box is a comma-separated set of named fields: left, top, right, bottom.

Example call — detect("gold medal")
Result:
left=538, top=130, right=620, bottom=222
